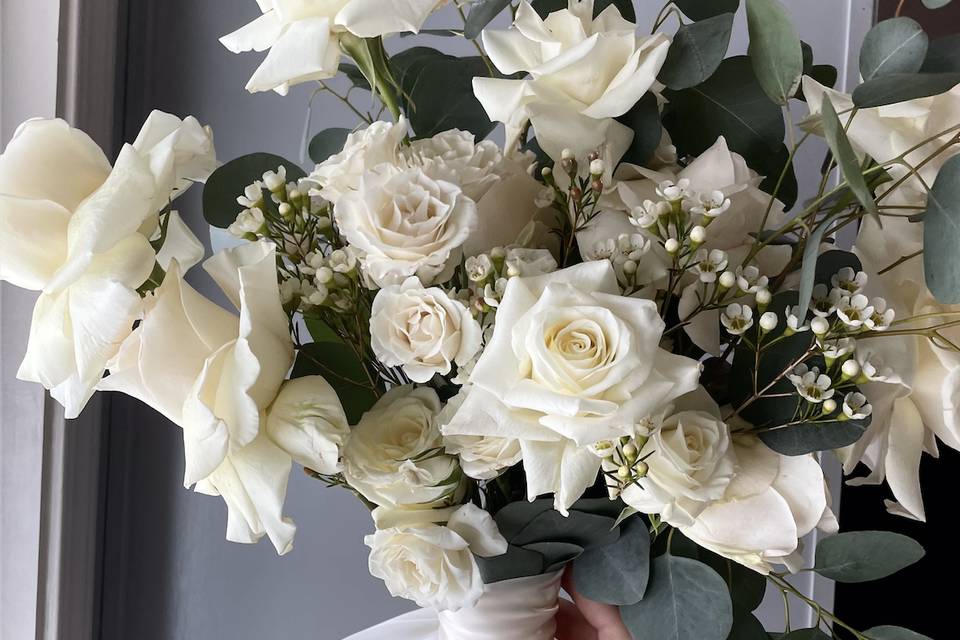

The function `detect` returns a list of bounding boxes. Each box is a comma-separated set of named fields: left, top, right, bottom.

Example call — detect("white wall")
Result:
left=98, top=1, right=872, bottom=639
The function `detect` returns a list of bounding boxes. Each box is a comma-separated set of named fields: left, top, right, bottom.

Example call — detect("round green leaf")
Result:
left=923, top=154, right=960, bottom=303
left=477, top=544, right=546, bottom=584
left=202, top=153, right=305, bottom=229
left=853, top=71, right=960, bottom=107
left=308, top=128, right=351, bottom=164
left=660, top=13, right=735, bottom=90
left=291, top=342, right=379, bottom=424
left=465, top=0, right=511, bottom=39
left=860, top=18, right=928, bottom=82
left=615, top=93, right=662, bottom=167
left=922, top=0, right=953, bottom=8
left=674, top=0, right=740, bottom=21
left=727, top=613, right=768, bottom=640
left=759, top=418, right=869, bottom=456
left=866, top=626, right=933, bottom=640
left=814, top=531, right=925, bottom=583
left=531, top=0, right=636, bottom=21
left=573, top=518, right=651, bottom=606
left=745, top=0, right=804, bottom=104
left=921, top=34, right=960, bottom=72
left=620, top=555, right=733, bottom=640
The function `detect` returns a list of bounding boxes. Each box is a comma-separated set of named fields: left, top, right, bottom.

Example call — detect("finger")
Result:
left=563, top=565, right=633, bottom=640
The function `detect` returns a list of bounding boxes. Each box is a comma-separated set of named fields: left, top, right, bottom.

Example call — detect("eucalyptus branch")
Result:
left=879, top=249, right=923, bottom=275
left=768, top=574, right=870, bottom=640
left=456, top=2, right=496, bottom=76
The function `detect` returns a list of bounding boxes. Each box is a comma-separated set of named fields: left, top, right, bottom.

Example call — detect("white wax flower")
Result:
left=366, top=504, right=507, bottom=611
left=1, top=112, right=215, bottom=418
left=442, top=261, right=701, bottom=513
left=99, top=240, right=297, bottom=554
left=221, top=0, right=445, bottom=95
left=266, top=375, right=350, bottom=475
left=343, top=386, right=460, bottom=508
left=370, top=277, right=483, bottom=383
left=334, top=165, right=478, bottom=287
left=473, top=0, right=670, bottom=163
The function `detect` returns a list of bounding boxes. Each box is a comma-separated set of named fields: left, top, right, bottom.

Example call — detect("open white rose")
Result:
left=441, top=387, right=522, bottom=480
left=1, top=112, right=215, bottom=418
left=370, top=277, right=482, bottom=383
left=620, top=397, right=736, bottom=528
left=100, top=240, right=297, bottom=554
left=443, top=261, right=701, bottom=513
left=221, top=0, right=444, bottom=94
left=266, top=375, right=350, bottom=475
left=403, top=130, right=507, bottom=202
left=366, top=503, right=507, bottom=611
left=343, top=386, right=460, bottom=508
left=312, top=118, right=408, bottom=204
left=680, top=435, right=838, bottom=574
left=473, top=0, right=670, bottom=161
left=335, top=165, right=478, bottom=287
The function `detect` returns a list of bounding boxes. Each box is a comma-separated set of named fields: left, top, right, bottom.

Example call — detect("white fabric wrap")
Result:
left=344, top=572, right=563, bottom=640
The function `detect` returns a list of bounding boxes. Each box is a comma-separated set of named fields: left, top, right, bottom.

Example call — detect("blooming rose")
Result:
left=403, top=129, right=507, bottom=202
left=370, top=277, right=482, bottom=383
left=473, top=0, right=670, bottom=161
left=443, top=261, right=701, bottom=512
left=680, top=435, right=838, bottom=574
left=266, top=375, right=350, bottom=475
left=221, top=0, right=445, bottom=94
left=620, top=395, right=736, bottom=527
left=1, top=112, right=215, bottom=418
left=335, top=165, right=478, bottom=287
left=441, top=388, right=522, bottom=480
left=343, top=386, right=461, bottom=508
left=100, top=240, right=298, bottom=554
left=366, top=504, right=508, bottom=611
left=312, top=118, right=408, bottom=204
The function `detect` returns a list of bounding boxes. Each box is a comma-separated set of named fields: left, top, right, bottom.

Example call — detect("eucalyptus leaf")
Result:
left=660, top=13, right=735, bottom=90
left=922, top=0, right=953, bottom=7
left=674, top=0, right=740, bottom=21
left=853, top=71, right=960, bottom=108
left=781, top=631, right=831, bottom=640
left=465, top=0, right=511, bottom=39
left=531, top=0, right=636, bottom=21
left=202, top=153, right=305, bottom=229
left=923, top=154, right=960, bottom=303
left=745, top=0, right=804, bottom=104
left=292, top=342, right=379, bottom=423
left=814, top=531, right=925, bottom=583
left=859, top=18, right=929, bottom=81
left=339, top=63, right=371, bottom=91
left=758, top=418, right=869, bottom=456
left=819, top=96, right=879, bottom=217
left=511, top=509, right=618, bottom=548
left=573, top=518, right=650, bottom=606
left=727, top=613, right=769, bottom=640
left=921, top=34, right=960, bottom=72
left=477, top=544, right=546, bottom=583
left=308, top=128, right=351, bottom=164
left=616, top=93, right=662, bottom=167
left=526, top=541, right=585, bottom=572
left=865, top=626, right=933, bottom=640
left=620, top=555, right=733, bottom=640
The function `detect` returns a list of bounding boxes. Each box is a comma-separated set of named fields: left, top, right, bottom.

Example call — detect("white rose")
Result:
left=2, top=112, right=215, bottom=418
left=266, top=375, right=350, bottom=475
left=311, top=118, right=408, bottom=204
left=620, top=405, right=736, bottom=527
left=100, top=240, right=298, bottom=554
left=335, top=165, right=478, bottom=287
left=443, top=261, right=701, bottom=512
left=220, top=1, right=444, bottom=95
left=441, top=387, right=522, bottom=480
left=680, top=436, right=838, bottom=574
left=366, top=503, right=507, bottom=611
left=403, top=130, right=506, bottom=202
left=473, top=0, right=670, bottom=161
left=343, top=386, right=461, bottom=508
left=370, top=277, right=482, bottom=383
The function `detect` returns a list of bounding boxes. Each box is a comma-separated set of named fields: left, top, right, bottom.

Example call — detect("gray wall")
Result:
left=98, top=2, right=871, bottom=639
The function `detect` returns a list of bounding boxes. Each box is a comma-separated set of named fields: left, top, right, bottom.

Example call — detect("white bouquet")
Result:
left=3, top=1, right=957, bottom=638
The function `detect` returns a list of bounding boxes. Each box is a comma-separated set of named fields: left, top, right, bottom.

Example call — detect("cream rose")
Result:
left=366, top=504, right=508, bottom=611
left=221, top=1, right=445, bottom=94
left=335, top=165, right=478, bottom=287
left=343, top=386, right=461, bottom=508
left=2, top=112, right=215, bottom=418
left=100, top=240, right=298, bottom=554
left=266, top=375, right=350, bottom=475
left=370, top=277, right=482, bottom=383
left=441, top=387, right=522, bottom=480
left=402, top=130, right=507, bottom=202
left=443, top=261, right=701, bottom=512
left=473, top=0, right=670, bottom=161
left=312, top=118, right=408, bottom=204
left=680, top=436, right=838, bottom=574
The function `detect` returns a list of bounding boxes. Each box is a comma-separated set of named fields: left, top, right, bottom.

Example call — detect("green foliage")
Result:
left=923, top=154, right=960, bottom=303
left=202, top=153, right=305, bottom=229
left=339, top=63, right=371, bottom=91
left=616, top=93, right=662, bottom=167
left=797, top=42, right=840, bottom=100
left=673, top=0, right=740, bottom=21
left=921, top=34, right=960, bottom=72
left=726, top=613, right=769, bottom=640
left=921, top=0, right=953, bottom=7
left=660, top=13, right=735, bottom=90
left=745, top=0, right=804, bottom=104
left=814, top=531, right=925, bottom=583
left=292, top=342, right=378, bottom=424
left=620, top=555, right=733, bottom=640
left=531, top=0, right=636, bottom=21
left=308, top=128, right=351, bottom=165
left=781, top=631, right=831, bottom=640
left=853, top=71, right=960, bottom=108
left=820, top=97, right=879, bottom=217
left=390, top=47, right=495, bottom=140
left=573, top=516, right=650, bottom=606
left=477, top=499, right=621, bottom=583
left=464, top=0, right=511, bottom=39
left=860, top=18, right=929, bottom=82
left=865, top=626, right=934, bottom=640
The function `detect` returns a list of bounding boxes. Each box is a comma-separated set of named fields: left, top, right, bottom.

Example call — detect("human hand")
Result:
left=556, top=565, right=632, bottom=640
